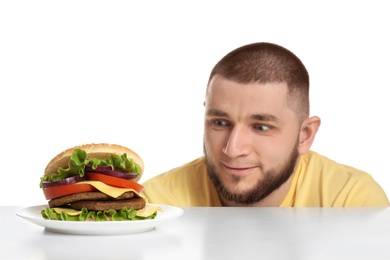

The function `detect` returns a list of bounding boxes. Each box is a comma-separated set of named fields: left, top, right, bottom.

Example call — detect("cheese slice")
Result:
left=53, top=207, right=82, bottom=216
left=75, top=180, right=144, bottom=199
left=135, top=204, right=163, bottom=218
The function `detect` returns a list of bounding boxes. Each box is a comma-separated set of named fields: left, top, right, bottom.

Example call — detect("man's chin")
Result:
left=219, top=181, right=257, bottom=200
left=222, top=174, right=259, bottom=190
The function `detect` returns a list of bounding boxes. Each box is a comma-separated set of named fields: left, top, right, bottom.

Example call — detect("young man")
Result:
left=142, top=42, right=389, bottom=207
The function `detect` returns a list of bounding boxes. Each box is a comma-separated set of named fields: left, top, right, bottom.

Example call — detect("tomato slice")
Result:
left=87, top=172, right=144, bottom=193
left=42, top=183, right=97, bottom=200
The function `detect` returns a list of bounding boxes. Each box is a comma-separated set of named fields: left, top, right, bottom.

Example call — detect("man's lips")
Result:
left=222, top=164, right=257, bottom=175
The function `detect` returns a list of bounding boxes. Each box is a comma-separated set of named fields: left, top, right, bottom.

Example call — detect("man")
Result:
left=142, top=42, right=389, bottom=207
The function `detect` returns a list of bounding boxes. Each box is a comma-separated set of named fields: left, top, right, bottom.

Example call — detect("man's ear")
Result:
left=298, top=116, right=321, bottom=154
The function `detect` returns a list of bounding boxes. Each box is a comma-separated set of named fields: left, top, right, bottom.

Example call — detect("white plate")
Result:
left=16, top=204, right=183, bottom=235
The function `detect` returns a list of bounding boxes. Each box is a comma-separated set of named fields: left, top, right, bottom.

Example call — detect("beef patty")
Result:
left=48, top=191, right=145, bottom=211
left=70, top=197, right=146, bottom=211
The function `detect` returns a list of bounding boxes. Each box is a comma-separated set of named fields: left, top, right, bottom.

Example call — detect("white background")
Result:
left=1, top=1, right=389, bottom=206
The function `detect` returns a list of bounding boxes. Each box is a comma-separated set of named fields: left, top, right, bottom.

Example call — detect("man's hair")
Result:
left=207, top=42, right=310, bottom=119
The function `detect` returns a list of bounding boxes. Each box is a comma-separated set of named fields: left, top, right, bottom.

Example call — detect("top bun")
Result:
left=44, top=143, right=144, bottom=182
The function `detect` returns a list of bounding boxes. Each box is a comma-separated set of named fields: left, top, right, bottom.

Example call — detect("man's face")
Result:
left=204, top=75, right=302, bottom=205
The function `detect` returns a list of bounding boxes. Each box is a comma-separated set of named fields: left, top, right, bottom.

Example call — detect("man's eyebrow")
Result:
left=251, top=113, right=278, bottom=122
left=206, top=109, right=278, bottom=122
left=206, top=108, right=228, bottom=117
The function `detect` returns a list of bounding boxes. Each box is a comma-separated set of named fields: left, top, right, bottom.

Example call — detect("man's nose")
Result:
left=222, top=126, right=252, bottom=158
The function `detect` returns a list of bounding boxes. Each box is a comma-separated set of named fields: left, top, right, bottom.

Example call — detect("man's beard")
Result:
left=204, top=140, right=299, bottom=205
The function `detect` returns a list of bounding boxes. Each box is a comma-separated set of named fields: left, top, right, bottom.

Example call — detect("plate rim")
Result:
left=16, top=203, right=183, bottom=235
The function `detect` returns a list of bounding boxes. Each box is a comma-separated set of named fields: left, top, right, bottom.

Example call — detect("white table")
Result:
left=1, top=206, right=390, bottom=260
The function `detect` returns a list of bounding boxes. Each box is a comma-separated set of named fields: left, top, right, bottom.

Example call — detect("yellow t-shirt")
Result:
left=141, top=151, right=389, bottom=207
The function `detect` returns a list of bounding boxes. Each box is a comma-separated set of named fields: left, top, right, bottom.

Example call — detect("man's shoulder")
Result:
left=300, top=151, right=369, bottom=177
left=141, top=157, right=220, bottom=206
left=292, top=151, right=389, bottom=206
left=142, top=157, right=206, bottom=184
left=297, top=150, right=378, bottom=195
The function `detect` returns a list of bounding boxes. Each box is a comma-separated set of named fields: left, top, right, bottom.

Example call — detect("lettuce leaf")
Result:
left=40, top=148, right=141, bottom=187
left=40, top=207, right=157, bottom=221
left=89, top=152, right=141, bottom=174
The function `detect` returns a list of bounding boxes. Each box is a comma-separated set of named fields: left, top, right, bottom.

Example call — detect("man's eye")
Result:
left=255, top=124, right=270, bottom=131
left=213, top=119, right=229, bottom=127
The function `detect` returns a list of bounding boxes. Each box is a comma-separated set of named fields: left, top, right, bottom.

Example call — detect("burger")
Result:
left=40, top=143, right=158, bottom=221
